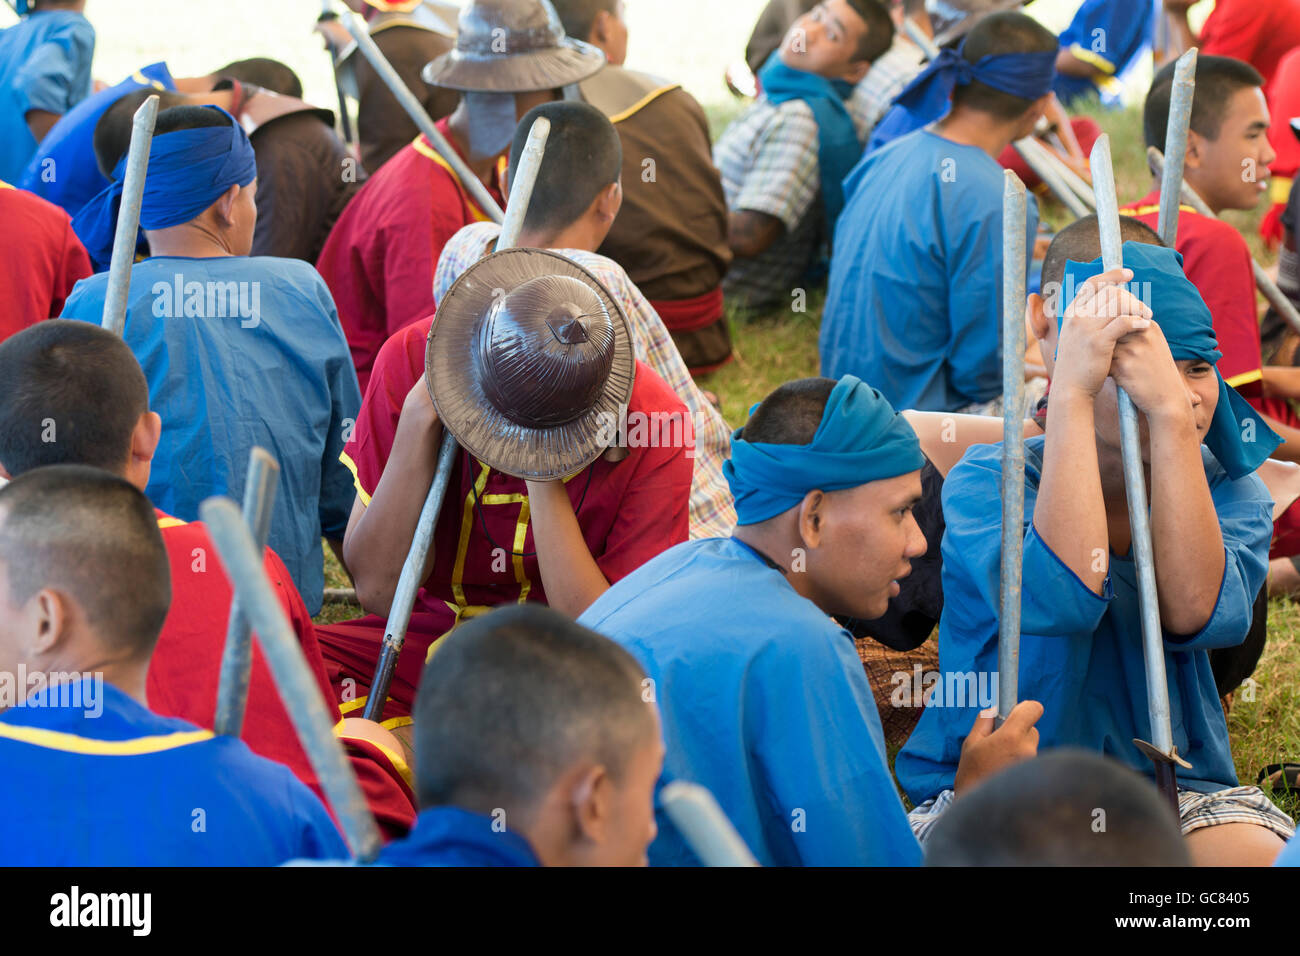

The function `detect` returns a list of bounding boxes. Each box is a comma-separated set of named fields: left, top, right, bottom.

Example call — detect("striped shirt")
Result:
left=713, top=96, right=822, bottom=310
left=433, top=222, right=737, bottom=540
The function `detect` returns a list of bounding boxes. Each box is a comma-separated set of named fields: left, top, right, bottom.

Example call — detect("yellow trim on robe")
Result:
left=607, top=84, right=681, bottom=125
left=339, top=696, right=366, bottom=715
left=339, top=450, right=372, bottom=507
left=1067, top=43, right=1118, bottom=75
left=1119, top=202, right=1197, bottom=219
left=1226, top=368, right=1264, bottom=389
left=129, top=72, right=169, bottom=92
left=410, top=135, right=495, bottom=223
left=334, top=718, right=414, bottom=788
left=0, top=181, right=14, bottom=190
left=155, top=515, right=187, bottom=529
left=1271, top=176, right=1293, bottom=206
left=0, top=722, right=213, bottom=756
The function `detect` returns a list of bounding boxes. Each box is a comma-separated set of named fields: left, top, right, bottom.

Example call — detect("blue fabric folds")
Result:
left=71, top=106, right=257, bottom=266
left=757, top=52, right=860, bottom=234
left=725, top=374, right=925, bottom=525
left=867, top=42, right=1057, bottom=154
left=1061, top=241, right=1281, bottom=479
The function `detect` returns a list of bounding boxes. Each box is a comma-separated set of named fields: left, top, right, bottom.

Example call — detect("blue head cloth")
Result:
left=72, top=106, right=258, bottom=267
left=1061, top=241, right=1281, bottom=480
left=866, top=39, right=1057, bottom=154
left=724, top=375, right=926, bottom=526
left=757, top=51, right=861, bottom=235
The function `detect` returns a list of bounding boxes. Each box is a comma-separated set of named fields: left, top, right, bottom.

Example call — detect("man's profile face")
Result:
left=807, top=470, right=926, bottom=620
left=590, top=709, right=663, bottom=866
left=1192, top=86, right=1275, bottom=213
left=779, top=0, right=869, bottom=81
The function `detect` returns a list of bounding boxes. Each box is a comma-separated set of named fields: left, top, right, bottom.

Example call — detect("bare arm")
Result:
left=26, top=109, right=60, bottom=144
left=1262, top=365, right=1300, bottom=401
left=523, top=479, right=609, bottom=617
left=1162, top=1, right=1198, bottom=53
left=727, top=209, right=785, bottom=259
left=342, top=380, right=443, bottom=617
left=1054, top=49, right=1102, bottom=80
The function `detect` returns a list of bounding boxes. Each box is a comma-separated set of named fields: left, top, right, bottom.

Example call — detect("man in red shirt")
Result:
left=0, top=181, right=90, bottom=342
left=1124, top=55, right=1300, bottom=573
left=317, top=249, right=694, bottom=730
left=315, top=0, right=607, bottom=391
left=0, top=321, right=418, bottom=839
left=1166, top=0, right=1300, bottom=93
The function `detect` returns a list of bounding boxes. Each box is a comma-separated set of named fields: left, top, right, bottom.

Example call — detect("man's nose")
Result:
left=907, top=515, right=928, bottom=558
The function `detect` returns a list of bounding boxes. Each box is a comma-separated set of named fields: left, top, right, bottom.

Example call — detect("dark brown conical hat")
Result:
left=420, top=0, right=606, bottom=93
left=427, top=248, right=635, bottom=479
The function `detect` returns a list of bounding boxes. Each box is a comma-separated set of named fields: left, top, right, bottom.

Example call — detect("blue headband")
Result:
left=1061, top=242, right=1280, bottom=479
left=724, top=375, right=925, bottom=526
left=72, top=107, right=258, bottom=267
left=891, top=41, right=1057, bottom=122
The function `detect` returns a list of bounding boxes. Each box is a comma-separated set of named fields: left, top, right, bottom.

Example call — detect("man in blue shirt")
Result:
left=579, top=374, right=1043, bottom=866
left=61, top=104, right=360, bottom=614
left=1053, top=0, right=1153, bottom=107
left=377, top=604, right=663, bottom=867
left=821, top=12, right=1055, bottom=413
left=0, top=0, right=94, bottom=183
left=0, top=465, right=348, bottom=866
left=898, top=215, right=1295, bottom=866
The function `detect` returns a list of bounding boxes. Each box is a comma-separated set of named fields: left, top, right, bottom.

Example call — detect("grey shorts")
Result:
left=909, top=784, right=1296, bottom=844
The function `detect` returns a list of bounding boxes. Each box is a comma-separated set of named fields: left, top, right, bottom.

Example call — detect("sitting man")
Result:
left=317, top=0, right=606, bottom=391
left=0, top=466, right=347, bottom=865
left=713, top=0, right=894, bottom=312
left=378, top=604, right=661, bottom=865
left=316, top=0, right=461, bottom=174
left=897, top=216, right=1295, bottom=866
left=1122, top=55, right=1300, bottom=587
left=60, top=104, right=361, bottom=616
left=0, top=321, right=417, bottom=838
left=552, top=0, right=734, bottom=373
left=820, top=10, right=1054, bottom=413
left=579, top=374, right=1042, bottom=866
left=1051, top=0, right=1152, bottom=107
left=925, top=751, right=1191, bottom=867
left=0, top=180, right=90, bottom=341
left=317, top=247, right=695, bottom=728
left=90, top=69, right=361, bottom=267
left=0, top=0, right=94, bottom=183
left=434, top=101, right=735, bottom=538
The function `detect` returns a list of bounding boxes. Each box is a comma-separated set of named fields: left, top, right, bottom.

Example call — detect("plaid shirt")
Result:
left=848, top=36, right=926, bottom=140
left=434, top=222, right=737, bottom=540
left=714, top=96, right=821, bottom=310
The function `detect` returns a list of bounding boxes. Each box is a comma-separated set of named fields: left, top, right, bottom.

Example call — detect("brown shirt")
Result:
left=245, top=100, right=365, bottom=264
left=356, top=19, right=460, bottom=174
left=581, top=67, right=731, bottom=301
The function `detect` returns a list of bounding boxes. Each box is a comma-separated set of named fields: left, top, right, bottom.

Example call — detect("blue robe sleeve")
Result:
left=13, top=17, right=94, bottom=116
left=1059, top=0, right=1150, bottom=75
left=291, top=785, right=351, bottom=861
left=942, top=445, right=1112, bottom=639
left=1161, top=471, right=1271, bottom=652
left=745, top=624, right=922, bottom=866
left=314, top=278, right=363, bottom=541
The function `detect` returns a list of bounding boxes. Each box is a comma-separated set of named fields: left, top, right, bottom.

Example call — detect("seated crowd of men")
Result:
left=5, top=0, right=1300, bottom=867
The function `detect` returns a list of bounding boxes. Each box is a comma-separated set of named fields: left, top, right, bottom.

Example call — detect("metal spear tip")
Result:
left=1172, top=46, right=1198, bottom=83
left=1003, top=167, right=1026, bottom=199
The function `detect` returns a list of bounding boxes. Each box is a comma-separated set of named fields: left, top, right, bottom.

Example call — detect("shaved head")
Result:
left=1041, top=214, right=1165, bottom=313
left=0, top=466, right=171, bottom=657
left=740, top=377, right=836, bottom=445
left=413, top=604, right=655, bottom=816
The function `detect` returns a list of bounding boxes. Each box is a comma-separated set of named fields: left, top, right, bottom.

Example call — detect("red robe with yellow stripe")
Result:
left=316, top=314, right=695, bottom=724
left=1121, top=191, right=1300, bottom=556
left=315, top=117, right=505, bottom=393
left=150, top=512, right=417, bottom=839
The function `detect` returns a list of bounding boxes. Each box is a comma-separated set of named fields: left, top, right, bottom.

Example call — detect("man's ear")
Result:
left=591, top=9, right=615, bottom=47
left=29, top=588, right=71, bottom=658
left=843, top=59, right=870, bottom=85
left=212, top=183, right=241, bottom=227
left=1026, top=293, right=1055, bottom=378
left=797, top=489, right=826, bottom=548
left=1184, top=129, right=1205, bottom=170
left=570, top=763, right=611, bottom=846
left=596, top=180, right=622, bottom=223
left=127, top=411, right=162, bottom=479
